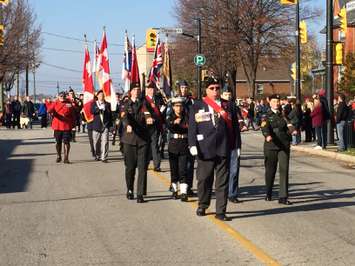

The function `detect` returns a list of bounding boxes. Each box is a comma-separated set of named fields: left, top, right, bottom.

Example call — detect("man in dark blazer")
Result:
left=91, top=90, right=112, bottom=163
left=188, top=77, right=240, bottom=221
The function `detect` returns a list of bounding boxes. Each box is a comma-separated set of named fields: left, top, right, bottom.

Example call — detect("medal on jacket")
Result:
left=195, top=111, right=211, bottom=123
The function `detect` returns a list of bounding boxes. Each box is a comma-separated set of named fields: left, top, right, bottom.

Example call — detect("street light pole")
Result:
left=196, top=18, right=202, bottom=99
left=295, top=1, right=301, bottom=102
left=326, top=0, right=335, bottom=145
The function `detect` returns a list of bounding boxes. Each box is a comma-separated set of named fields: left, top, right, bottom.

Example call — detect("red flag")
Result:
left=97, top=30, right=117, bottom=110
left=82, top=46, right=95, bottom=122
left=131, top=35, right=140, bottom=86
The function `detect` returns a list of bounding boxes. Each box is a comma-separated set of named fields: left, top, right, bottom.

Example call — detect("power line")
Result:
left=41, top=62, right=82, bottom=73
left=42, top=47, right=123, bottom=55
left=43, top=31, right=124, bottom=47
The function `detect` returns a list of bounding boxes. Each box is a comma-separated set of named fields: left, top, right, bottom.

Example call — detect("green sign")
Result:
left=194, top=54, right=206, bottom=66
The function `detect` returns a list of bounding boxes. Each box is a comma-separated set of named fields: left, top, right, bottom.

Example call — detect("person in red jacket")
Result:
left=311, top=97, right=325, bottom=150
left=46, top=91, right=76, bottom=163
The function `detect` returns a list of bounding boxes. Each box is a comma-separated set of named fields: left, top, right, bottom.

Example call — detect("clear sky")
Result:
left=23, top=0, right=325, bottom=96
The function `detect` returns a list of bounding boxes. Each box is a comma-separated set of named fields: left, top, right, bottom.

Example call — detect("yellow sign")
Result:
left=290, top=62, right=296, bottom=80
left=0, top=0, right=10, bottom=6
left=280, top=0, right=297, bottom=5
left=335, top=43, right=343, bottom=65
left=146, top=28, right=157, bottom=52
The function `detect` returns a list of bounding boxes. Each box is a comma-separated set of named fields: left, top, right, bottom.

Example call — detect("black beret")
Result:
left=146, top=81, right=157, bottom=89
left=130, top=82, right=141, bottom=90
left=221, top=84, right=232, bottom=93
left=205, top=77, right=220, bottom=88
left=179, top=80, right=189, bottom=87
left=269, top=94, right=280, bottom=100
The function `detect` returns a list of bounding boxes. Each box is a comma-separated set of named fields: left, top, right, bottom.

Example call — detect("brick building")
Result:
left=235, top=58, right=292, bottom=98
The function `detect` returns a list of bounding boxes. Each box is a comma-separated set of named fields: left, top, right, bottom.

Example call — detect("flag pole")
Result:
left=93, top=39, right=97, bottom=89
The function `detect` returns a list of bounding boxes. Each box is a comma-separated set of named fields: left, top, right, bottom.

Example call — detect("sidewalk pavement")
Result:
left=291, top=143, right=355, bottom=165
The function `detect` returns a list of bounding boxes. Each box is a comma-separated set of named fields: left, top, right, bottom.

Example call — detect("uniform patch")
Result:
left=261, top=121, right=267, bottom=127
left=195, top=112, right=211, bottom=123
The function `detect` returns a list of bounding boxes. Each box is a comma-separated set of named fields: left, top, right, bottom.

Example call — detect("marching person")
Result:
left=68, top=88, right=80, bottom=142
left=121, top=83, right=150, bottom=203
left=188, top=77, right=239, bottom=221
left=221, top=86, right=242, bottom=203
left=144, top=82, right=165, bottom=172
left=178, top=80, right=196, bottom=196
left=167, top=97, right=189, bottom=202
left=46, top=91, right=76, bottom=164
left=261, top=94, right=297, bottom=205
left=91, top=90, right=112, bottom=163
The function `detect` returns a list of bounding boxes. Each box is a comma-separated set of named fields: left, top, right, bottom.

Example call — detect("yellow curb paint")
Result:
left=149, top=170, right=281, bottom=266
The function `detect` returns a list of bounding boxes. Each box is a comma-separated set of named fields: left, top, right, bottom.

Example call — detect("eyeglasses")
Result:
left=208, top=86, right=220, bottom=91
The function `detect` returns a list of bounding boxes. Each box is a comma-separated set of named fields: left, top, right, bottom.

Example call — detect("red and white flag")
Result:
left=82, top=46, right=95, bottom=122
left=131, top=35, right=140, bottom=86
left=97, top=30, right=117, bottom=111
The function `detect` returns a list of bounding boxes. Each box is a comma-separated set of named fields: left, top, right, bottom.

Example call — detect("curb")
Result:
left=291, top=145, right=355, bottom=164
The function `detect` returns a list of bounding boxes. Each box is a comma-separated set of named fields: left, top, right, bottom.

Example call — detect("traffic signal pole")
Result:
left=326, top=0, right=335, bottom=145
left=295, top=1, right=301, bottom=103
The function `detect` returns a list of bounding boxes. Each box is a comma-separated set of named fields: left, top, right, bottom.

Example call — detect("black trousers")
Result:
left=87, top=129, right=95, bottom=157
left=123, top=143, right=148, bottom=196
left=264, top=149, right=290, bottom=198
left=196, top=156, right=229, bottom=214
left=40, top=115, right=47, bottom=128
left=147, top=130, right=161, bottom=169
left=186, top=153, right=195, bottom=189
left=169, top=152, right=187, bottom=184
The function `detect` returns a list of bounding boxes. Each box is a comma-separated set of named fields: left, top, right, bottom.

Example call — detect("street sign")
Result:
left=159, top=28, right=183, bottom=34
left=194, top=54, right=206, bottom=66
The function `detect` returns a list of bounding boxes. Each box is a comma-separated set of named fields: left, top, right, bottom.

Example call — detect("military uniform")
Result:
left=166, top=97, right=189, bottom=202
left=260, top=95, right=294, bottom=205
left=121, top=96, right=150, bottom=203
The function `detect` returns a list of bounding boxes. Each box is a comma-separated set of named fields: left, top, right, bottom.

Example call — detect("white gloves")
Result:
left=237, top=148, right=241, bottom=158
left=190, top=146, right=198, bottom=156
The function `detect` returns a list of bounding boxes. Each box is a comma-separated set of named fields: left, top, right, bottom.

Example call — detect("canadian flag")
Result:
left=82, top=46, right=95, bottom=122
left=97, top=30, right=117, bottom=111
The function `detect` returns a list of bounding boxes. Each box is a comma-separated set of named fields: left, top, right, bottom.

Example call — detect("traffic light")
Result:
left=146, top=28, right=157, bottom=52
left=339, top=7, right=347, bottom=34
left=201, top=69, right=208, bottom=81
left=335, top=42, right=343, bottom=65
left=0, top=24, right=4, bottom=46
left=290, top=63, right=296, bottom=80
left=280, top=0, right=297, bottom=5
left=0, top=0, right=10, bottom=6
left=300, top=20, right=307, bottom=44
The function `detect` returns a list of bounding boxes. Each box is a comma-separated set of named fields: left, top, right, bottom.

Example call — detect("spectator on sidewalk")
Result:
left=317, top=89, right=330, bottom=148
left=335, top=93, right=350, bottom=152
left=21, top=96, right=35, bottom=129
left=4, top=99, right=13, bottom=129
left=38, top=99, right=48, bottom=128
left=289, top=100, right=302, bottom=145
left=311, top=97, right=326, bottom=150
left=11, top=96, right=22, bottom=129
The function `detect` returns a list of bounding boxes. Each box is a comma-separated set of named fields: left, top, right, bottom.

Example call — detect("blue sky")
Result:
left=24, top=0, right=325, bottom=96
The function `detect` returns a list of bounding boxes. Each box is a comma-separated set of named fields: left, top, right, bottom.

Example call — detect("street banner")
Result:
left=121, top=31, right=132, bottom=93
left=97, top=30, right=117, bottom=111
left=82, top=46, right=95, bottom=122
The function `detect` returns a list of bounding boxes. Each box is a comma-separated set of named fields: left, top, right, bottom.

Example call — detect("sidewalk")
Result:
left=291, top=142, right=355, bottom=165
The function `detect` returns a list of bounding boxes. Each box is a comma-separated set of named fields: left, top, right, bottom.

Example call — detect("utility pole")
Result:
left=295, top=1, right=301, bottom=103
left=0, top=2, right=3, bottom=115
left=25, top=65, right=29, bottom=96
left=326, top=0, right=335, bottom=145
left=16, top=71, right=19, bottom=97
left=33, top=68, right=36, bottom=103
left=196, top=18, right=202, bottom=99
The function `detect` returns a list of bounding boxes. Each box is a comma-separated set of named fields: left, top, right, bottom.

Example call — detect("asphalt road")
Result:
left=0, top=127, right=354, bottom=266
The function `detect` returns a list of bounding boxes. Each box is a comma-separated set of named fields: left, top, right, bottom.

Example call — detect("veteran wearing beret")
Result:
left=261, top=94, right=297, bottom=205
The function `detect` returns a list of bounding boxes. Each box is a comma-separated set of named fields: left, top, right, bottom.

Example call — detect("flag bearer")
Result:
left=166, top=97, right=189, bottom=202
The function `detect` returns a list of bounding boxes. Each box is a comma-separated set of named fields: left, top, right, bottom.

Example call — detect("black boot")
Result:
left=63, top=143, right=71, bottom=164
left=56, top=143, right=62, bottom=163
left=172, top=191, right=179, bottom=200
left=137, top=195, right=146, bottom=203
left=72, top=131, right=76, bottom=142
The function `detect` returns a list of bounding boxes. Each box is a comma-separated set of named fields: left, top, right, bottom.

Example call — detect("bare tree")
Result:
left=0, top=0, right=42, bottom=90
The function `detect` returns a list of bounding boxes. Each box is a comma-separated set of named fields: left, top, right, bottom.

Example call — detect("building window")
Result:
left=256, top=84, right=264, bottom=95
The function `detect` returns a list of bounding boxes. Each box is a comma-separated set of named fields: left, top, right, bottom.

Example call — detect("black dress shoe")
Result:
left=172, top=191, right=179, bottom=200
left=126, top=191, right=134, bottom=200
left=187, top=189, right=197, bottom=197
left=278, top=198, right=292, bottom=205
left=265, top=195, right=272, bottom=201
left=196, top=207, right=206, bottom=216
left=56, top=157, right=62, bottom=163
left=101, top=159, right=108, bottom=163
left=229, top=197, right=240, bottom=203
left=215, top=214, right=231, bottom=221
left=180, top=193, right=188, bottom=202
left=137, top=196, right=146, bottom=203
